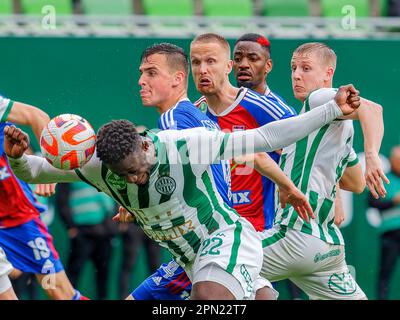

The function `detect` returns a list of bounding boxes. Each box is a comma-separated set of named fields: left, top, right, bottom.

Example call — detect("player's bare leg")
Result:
left=36, top=270, right=76, bottom=300
left=191, top=281, right=236, bottom=300
left=0, top=286, right=18, bottom=300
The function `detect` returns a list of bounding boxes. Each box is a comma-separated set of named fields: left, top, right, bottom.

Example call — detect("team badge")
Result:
left=198, top=101, right=208, bottom=113
left=155, top=176, right=176, bottom=195
left=106, top=172, right=127, bottom=190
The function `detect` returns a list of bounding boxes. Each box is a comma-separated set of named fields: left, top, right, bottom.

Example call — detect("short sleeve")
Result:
left=0, top=96, right=14, bottom=122
left=307, top=88, right=337, bottom=111
left=347, top=148, right=359, bottom=167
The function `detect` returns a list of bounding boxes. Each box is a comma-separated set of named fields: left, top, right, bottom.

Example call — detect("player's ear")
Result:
left=172, top=71, right=185, bottom=87
left=142, top=140, right=149, bottom=151
left=324, top=66, right=335, bottom=82
left=226, top=59, right=233, bottom=75
left=265, top=58, right=273, bottom=75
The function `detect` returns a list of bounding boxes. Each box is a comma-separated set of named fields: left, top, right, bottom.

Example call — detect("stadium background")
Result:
left=0, top=0, right=399, bottom=299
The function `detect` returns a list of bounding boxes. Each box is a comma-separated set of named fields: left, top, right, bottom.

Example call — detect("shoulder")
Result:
left=306, top=88, right=337, bottom=110
left=242, top=89, right=296, bottom=120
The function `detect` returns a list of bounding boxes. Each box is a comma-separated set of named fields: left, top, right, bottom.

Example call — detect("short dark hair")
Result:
left=235, top=33, right=271, bottom=55
left=141, top=43, right=189, bottom=77
left=96, top=119, right=141, bottom=165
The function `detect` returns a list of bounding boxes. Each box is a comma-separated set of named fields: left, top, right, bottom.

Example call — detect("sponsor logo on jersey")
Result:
left=328, top=271, right=357, bottom=295
left=233, top=125, right=246, bottom=131
left=0, top=166, right=11, bottom=181
left=155, top=176, right=176, bottom=196
left=232, top=190, right=252, bottom=205
left=106, top=172, right=127, bottom=190
left=143, top=219, right=194, bottom=242
left=200, top=119, right=218, bottom=131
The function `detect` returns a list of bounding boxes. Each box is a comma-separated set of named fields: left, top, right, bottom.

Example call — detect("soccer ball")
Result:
left=40, top=114, right=96, bottom=170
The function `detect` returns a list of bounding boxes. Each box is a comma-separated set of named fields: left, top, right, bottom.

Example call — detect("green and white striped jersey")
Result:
left=275, top=88, right=359, bottom=246
left=75, top=128, right=240, bottom=266
left=0, top=96, right=13, bottom=122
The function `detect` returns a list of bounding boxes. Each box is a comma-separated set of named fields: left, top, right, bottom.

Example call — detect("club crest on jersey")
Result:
left=106, top=172, right=127, bottom=190
left=233, top=125, right=246, bottom=131
left=198, top=101, right=208, bottom=113
left=155, top=176, right=176, bottom=195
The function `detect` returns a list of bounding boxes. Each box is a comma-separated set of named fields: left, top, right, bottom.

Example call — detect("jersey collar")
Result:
left=206, top=87, right=248, bottom=117
left=140, top=129, right=160, bottom=175
left=264, top=85, right=271, bottom=96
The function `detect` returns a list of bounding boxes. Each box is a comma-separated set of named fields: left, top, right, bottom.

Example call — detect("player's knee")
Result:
left=191, top=281, right=235, bottom=300
left=255, top=287, right=278, bottom=300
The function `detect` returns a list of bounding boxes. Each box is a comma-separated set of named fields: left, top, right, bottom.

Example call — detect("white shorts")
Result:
left=186, top=217, right=263, bottom=299
left=0, top=247, right=13, bottom=294
left=259, top=226, right=366, bottom=300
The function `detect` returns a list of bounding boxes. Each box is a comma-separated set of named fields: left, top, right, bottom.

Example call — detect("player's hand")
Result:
left=365, top=152, right=390, bottom=199
left=279, top=186, right=314, bottom=223
left=334, top=84, right=361, bottom=115
left=334, top=204, right=345, bottom=227
left=34, top=183, right=57, bottom=197
left=3, top=125, right=30, bottom=159
left=113, top=206, right=135, bottom=223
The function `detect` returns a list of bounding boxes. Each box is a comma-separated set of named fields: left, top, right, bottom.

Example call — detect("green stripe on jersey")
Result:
left=300, top=190, right=319, bottom=235
left=290, top=137, right=308, bottom=188
left=300, top=125, right=329, bottom=193
left=166, top=240, right=190, bottom=265
left=279, top=153, right=287, bottom=171
left=226, top=221, right=242, bottom=274
left=347, top=157, right=359, bottom=167
left=201, top=170, right=237, bottom=225
left=1, top=100, right=13, bottom=122
left=262, top=226, right=287, bottom=247
left=177, top=140, right=220, bottom=235
left=327, top=218, right=341, bottom=244
left=138, top=182, right=149, bottom=208
left=183, top=231, right=202, bottom=254
left=158, top=143, right=172, bottom=204
left=317, top=197, right=334, bottom=242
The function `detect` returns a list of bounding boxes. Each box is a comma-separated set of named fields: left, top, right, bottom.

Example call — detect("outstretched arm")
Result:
left=221, top=85, right=359, bottom=160
left=4, top=125, right=80, bottom=184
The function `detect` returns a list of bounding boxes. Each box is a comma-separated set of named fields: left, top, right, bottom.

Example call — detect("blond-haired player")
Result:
left=259, top=42, right=387, bottom=300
